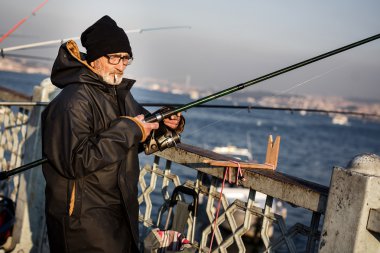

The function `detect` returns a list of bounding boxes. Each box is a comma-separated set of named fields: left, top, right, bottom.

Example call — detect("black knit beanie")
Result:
left=81, top=15, right=133, bottom=63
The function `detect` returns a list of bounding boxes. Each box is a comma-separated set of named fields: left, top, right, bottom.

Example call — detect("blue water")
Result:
left=131, top=88, right=380, bottom=185
left=0, top=70, right=48, bottom=95
left=2, top=71, right=380, bottom=251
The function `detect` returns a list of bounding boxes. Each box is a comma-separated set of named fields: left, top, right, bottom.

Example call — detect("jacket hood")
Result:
left=51, top=40, right=135, bottom=90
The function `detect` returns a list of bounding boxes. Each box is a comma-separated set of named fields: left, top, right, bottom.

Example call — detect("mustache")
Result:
left=113, top=70, right=123, bottom=75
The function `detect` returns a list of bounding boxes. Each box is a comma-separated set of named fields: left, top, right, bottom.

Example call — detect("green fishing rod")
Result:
left=144, top=33, right=380, bottom=123
left=1, top=33, right=380, bottom=178
left=143, top=32, right=380, bottom=154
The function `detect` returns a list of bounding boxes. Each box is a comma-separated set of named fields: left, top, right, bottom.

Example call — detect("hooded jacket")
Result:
left=42, top=40, right=148, bottom=253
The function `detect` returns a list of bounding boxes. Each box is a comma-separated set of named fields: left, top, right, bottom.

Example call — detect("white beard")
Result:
left=102, top=73, right=123, bottom=85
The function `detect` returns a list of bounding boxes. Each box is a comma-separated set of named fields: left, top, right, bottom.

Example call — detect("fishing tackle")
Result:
left=144, top=126, right=181, bottom=155
left=144, top=107, right=181, bottom=155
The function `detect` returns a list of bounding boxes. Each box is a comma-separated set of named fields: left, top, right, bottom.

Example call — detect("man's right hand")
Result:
left=134, top=114, right=159, bottom=141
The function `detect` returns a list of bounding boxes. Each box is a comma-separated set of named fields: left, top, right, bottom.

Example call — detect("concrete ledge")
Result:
left=367, top=208, right=380, bottom=234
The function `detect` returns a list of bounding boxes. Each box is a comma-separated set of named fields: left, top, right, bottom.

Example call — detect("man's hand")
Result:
left=163, top=113, right=182, bottom=129
left=134, top=114, right=159, bottom=141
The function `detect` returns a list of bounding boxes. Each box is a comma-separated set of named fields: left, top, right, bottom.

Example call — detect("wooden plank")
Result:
left=203, top=159, right=274, bottom=170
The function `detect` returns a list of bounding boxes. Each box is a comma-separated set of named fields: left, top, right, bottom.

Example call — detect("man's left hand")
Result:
left=163, top=113, right=182, bottom=129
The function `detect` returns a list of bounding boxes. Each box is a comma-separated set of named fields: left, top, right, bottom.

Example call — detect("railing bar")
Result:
left=0, top=107, right=8, bottom=172
left=162, top=159, right=172, bottom=200
left=8, top=109, right=17, bottom=169
left=192, top=171, right=204, bottom=243
left=0, top=102, right=49, bottom=106
left=269, top=215, right=298, bottom=251
left=144, top=158, right=159, bottom=228
left=14, top=108, right=23, bottom=170
left=306, top=212, right=321, bottom=253
left=10, top=108, right=23, bottom=201
left=203, top=177, right=223, bottom=251
left=261, top=196, right=273, bottom=249
left=0, top=106, right=7, bottom=155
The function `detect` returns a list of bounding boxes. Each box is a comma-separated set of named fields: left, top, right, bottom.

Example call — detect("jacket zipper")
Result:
left=112, top=86, right=117, bottom=96
left=112, top=86, right=122, bottom=117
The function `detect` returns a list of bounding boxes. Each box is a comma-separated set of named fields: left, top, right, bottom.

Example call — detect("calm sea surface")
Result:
left=1, top=71, right=380, bottom=251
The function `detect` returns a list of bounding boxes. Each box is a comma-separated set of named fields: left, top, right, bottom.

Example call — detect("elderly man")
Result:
left=42, top=16, right=183, bottom=253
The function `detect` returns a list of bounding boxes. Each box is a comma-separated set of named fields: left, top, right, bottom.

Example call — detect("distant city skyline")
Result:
left=1, top=1, right=380, bottom=100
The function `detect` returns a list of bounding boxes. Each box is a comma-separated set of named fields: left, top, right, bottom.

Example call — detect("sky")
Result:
left=1, top=0, right=380, bottom=101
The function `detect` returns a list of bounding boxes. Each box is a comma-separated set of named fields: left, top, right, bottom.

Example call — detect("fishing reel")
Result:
left=144, top=107, right=182, bottom=155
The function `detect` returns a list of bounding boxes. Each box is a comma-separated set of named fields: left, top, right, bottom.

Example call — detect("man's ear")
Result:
left=90, top=61, right=95, bottom=67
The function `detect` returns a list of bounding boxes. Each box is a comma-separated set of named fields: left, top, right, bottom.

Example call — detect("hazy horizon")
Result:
left=1, top=1, right=379, bottom=100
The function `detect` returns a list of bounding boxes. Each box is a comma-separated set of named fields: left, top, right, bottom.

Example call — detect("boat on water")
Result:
left=212, top=145, right=253, bottom=161
left=331, top=114, right=349, bottom=125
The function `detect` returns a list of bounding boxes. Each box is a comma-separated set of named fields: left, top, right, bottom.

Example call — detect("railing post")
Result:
left=12, top=78, right=56, bottom=253
left=319, top=153, right=380, bottom=253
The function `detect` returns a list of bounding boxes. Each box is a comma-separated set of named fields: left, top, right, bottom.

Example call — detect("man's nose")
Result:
left=115, top=61, right=127, bottom=71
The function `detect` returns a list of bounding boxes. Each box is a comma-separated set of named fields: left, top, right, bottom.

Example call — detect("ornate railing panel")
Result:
left=138, top=143, right=328, bottom=252
left=0, top=104, right=30, bottom=200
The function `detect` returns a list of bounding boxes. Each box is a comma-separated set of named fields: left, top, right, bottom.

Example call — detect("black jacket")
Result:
left=42, top=40, right=147, bottom=252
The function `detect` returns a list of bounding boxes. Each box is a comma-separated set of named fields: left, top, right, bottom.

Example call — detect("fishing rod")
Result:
left=0, top=26, right=191, bottom=61
left=1, top=102, right=378, bottom=118
left=0, top=0, right=49, bottom=43
left=0, top=158, right=47, bottom=180
left=0, top=26, right=191, bottom=54
left=143, top=33, right=380, bottom=153
left=139, top=103, right=380, bottom=119
left=144, top=33, right=380, bottom=123
left=1, top=33, right=379, bottom=179
left=1, top=53, right=54, bottom=61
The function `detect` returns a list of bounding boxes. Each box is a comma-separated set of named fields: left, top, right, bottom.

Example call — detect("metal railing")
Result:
left=0, top=99, right=328, bottom=252
left=2, top=84, right=379, bottom=252
left=138, top=143, right=328, bottom=252
left=0, top=103, right=31, bottom=216
left=0, top=94, right=50, bottom=252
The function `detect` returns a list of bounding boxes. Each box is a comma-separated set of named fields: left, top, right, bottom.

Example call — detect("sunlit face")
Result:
left=90, top=53, right=130, bottom=85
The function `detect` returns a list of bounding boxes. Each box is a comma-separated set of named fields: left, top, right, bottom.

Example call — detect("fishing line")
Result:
left=183, top=64, right=345, bottom=138
left=275, top=63, right=347, bottom=95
